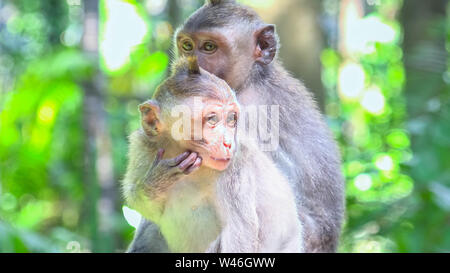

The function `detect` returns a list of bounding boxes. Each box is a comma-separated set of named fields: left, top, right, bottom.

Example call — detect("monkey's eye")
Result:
left=202, top=41, right=217, bottom=53
left=227, top=112, right=237, bottom=127
left=181, top=40, right=194, bottom=52
left=206, top=114, right=219, bottom=126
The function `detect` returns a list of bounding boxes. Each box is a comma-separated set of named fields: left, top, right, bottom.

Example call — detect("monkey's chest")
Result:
left=158, top=180, right=221, bottom=253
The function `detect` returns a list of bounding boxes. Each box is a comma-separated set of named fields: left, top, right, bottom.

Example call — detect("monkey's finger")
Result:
left=156, top=149, right=165, bottom=161
left=167, top=151, right=190, bottom=167
left=184, top=157, right=202, bottom=175
left=178, top=152, right=198, bottom=171
left=151, top=149, right=165, bottom=168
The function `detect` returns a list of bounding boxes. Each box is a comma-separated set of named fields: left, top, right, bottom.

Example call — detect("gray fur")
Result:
left=129, top=1, right=345, bottom=253
left=124, top=60, right=302, bottom=253
left=205, top=0, right=237, bottom=7
left=128, top=218, right=169, bottom=253
left=209, top=139, right=302, bottom=252
left=241, top=61, right=345, bottom=252
left=125, top=131, right=301, bottom=252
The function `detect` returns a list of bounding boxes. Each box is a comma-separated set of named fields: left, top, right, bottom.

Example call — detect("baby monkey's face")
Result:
left=179, top=95, right=240, bottom=171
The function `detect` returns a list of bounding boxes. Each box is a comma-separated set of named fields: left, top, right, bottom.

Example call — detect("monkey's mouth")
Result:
left=210, top=156, right=231, bottom=162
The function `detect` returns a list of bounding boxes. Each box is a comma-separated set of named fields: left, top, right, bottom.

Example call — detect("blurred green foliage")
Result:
left=321, top=1, right=414, bottom=252
left=0, top=0, right=201, bottom=253
left=0, top=0, right=449, bottom=252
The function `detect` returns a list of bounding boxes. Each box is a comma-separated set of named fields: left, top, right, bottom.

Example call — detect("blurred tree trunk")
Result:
left=253, top=0, right=326, bottom=110
left=400, top=0, right=448, bottom=252
left=82, top=0, right=117, bottom=252
left=401, top=0, right=447, bottom=111
left=401, top=1, right=447, bottom=175
left=167, top=0, right=182, bottom=28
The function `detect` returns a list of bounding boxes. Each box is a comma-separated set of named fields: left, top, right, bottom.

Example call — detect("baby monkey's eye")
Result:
left=227, top=112, right=237, bottom=127
left=207, top=114, right=219, bottom=125
left=182, top=40, right=194, bottom=52
left=202, top=41, right=217, bottom=53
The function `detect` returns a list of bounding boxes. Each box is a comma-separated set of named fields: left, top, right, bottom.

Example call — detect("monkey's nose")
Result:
left=223, top=141, right=231, bottom=149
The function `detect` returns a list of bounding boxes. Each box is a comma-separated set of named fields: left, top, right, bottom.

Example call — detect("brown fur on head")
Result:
left=205, top=0, right=236, bottom=6
left=174, top=1, right=278, bottom=90
left=140, top=56, right=240, bottom=171
left=185, top=0, right=260, bottom=30
left=140, top=56, right=234, bottom=138
left=162, top=56, right=234, bottom=104
left=140, top=56, right=235, bottom=136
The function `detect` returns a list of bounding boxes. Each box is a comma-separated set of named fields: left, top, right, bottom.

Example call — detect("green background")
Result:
left=0, top=0, right=449, bottom=252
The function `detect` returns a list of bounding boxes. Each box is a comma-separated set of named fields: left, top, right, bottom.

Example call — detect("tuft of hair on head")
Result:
left=170, top=55, right=201, bottom=77
left=187, top=56, right=201, bottom=75
left=205, top=0, right=236, bottom=6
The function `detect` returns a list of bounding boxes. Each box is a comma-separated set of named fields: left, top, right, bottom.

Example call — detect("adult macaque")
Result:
left=123, top=57, right=302, bottom=253
left=130, top=0, right=345, bottom=253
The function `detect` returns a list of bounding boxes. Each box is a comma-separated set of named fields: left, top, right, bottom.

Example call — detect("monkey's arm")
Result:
left=205, top=221, right=258, bottom=253
left=127, top=218, right=169, bottom=253
left=122, top=132, right=201, bottom=222
left=254, top=160, right=303, bottom=253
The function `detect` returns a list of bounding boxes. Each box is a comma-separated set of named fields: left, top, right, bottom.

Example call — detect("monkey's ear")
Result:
left=254, top=24, right=277, bottom=65
left=139, top=100, right=162, bottom=137
left=187, top=56, right=201, bottom=75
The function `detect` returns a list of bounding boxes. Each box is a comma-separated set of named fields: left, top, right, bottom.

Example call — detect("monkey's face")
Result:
left=180, top=96, right=240, bottom=171
left=175, top=28, right=255, bottom=90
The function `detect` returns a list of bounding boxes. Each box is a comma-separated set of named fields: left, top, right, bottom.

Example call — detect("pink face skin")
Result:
left=183, top=96, right=240, bottom=171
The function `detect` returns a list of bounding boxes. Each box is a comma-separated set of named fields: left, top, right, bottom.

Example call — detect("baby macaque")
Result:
left=122, top=57, right=301, bottom=252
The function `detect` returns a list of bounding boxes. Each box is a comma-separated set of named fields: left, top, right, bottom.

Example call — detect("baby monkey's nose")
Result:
left=223, top=141, right=231, bottom=149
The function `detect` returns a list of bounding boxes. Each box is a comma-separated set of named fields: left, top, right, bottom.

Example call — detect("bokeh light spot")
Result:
left=38, top=103, right=56, bottom=125
left=100, top=0, right=148, bottom=72
left=354, top=174, right=372, bottom=191
left=338, top=62, right=365, bottom=99
left=386, top=130, right=410, bottom=149
left=375, top=155, right=394, bottom=171
left=361, top=87, right=385, bottom=114
left=145, top=0, right=167, bottom=15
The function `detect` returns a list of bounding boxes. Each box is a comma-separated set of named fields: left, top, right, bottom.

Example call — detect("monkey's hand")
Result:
left=143, top=149, right=202, bottom=198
